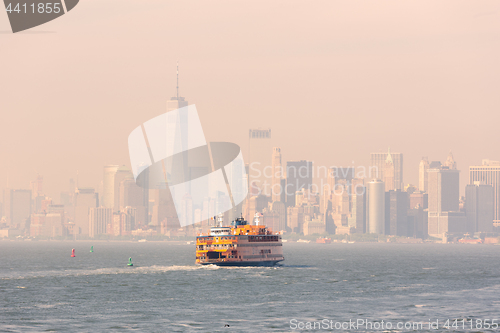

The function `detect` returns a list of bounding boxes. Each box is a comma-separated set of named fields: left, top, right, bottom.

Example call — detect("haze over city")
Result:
left=1, top=0, right=499, bottom=201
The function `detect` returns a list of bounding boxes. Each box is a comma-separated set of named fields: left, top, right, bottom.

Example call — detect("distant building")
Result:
left=112, top=213, right=121, bottom=236
left=271, top=147, right=283, bottom=202
left=89, top=207, right=112, bottom=238
left=30, top=175, right=43, bottom=197
left=286, top=160, right=313, bottom=207
left=348, top=182, right=366, bottom=233
left=419, top=157, right=429, bottom=192
left=427, top=166, right=465, bottom=236
left=74, top=188, right=98, bottom=236
left=444, top=151, right=457, bottom=170
left=120, top=208, right=136, bottom=236
left=166, top=63, right=188, bottom=112
left=113, top=166, right=133, bottom=212
left=409, top=192, right=428, bottom=210
left=384, top=154, right=395, bottom=191
left=370, top=148, right=403, bottom=190
left=119, top=178, right=147, bottom=226
left=303, top=217, right=325, bottom=236
left=30, top=214, right=45, bottom=237
left=407, top=207, right=428, bottom=239
left=271, top=201, right=286, bottom=232
left=280, top=178, right=287, bottom=203
left=469, top=160, right=500, bottom=227
left=465, top=183, right=494, bottom=233
left=367, top=179, right=385, bottom=234
left=385, top=190, right=408, bottom=236
left=6, top=189, right=32, bottom=231
left=30, top=204, right=65, bottom=238
left=335, top=225, right=356, bottom=235
left=330, top=168, right=355, bottom=212
left=103, top=165, right=119, bottom=209
left=248, top=128, right=272, bottom=196
left=331, top=167, right=354, bottom=184
left=428, top=167, right=459, bottom=213
left=263, top=210, right=280, bottom=233
left=151, top=186, right=179, bottom=230
left=286, top=206, right=304, bottom=233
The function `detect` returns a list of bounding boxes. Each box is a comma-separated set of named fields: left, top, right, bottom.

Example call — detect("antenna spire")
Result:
left=176, top=61, right=179, bottom=99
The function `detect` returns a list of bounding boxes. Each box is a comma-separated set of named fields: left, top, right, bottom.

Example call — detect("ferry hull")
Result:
left=197, top=259, right=284, bottom=267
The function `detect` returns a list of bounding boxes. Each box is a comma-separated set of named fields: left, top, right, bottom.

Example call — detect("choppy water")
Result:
left=1, top=241, right=500, bottom=332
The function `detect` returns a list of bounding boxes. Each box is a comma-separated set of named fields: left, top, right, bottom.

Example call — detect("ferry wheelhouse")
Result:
left=195, top=215, right=284, bottom=266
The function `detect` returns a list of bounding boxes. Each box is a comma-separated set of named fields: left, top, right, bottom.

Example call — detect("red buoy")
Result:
left=71, top=248, right=76, bottom=257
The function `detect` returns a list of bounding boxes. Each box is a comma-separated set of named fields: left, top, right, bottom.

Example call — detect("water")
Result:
left=1, top=241, right=500, bottom=332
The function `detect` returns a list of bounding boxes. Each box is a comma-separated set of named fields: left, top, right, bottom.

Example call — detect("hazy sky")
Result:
left=1, top=0, right=499, bottom=200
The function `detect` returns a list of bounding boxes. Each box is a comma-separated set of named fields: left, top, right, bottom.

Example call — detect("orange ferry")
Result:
left=316, top=237, right=332, bottom=244
left=195, top=214, right=284, bottom=266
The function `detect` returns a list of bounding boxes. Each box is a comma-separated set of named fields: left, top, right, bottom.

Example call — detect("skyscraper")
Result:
left=329, top=168, right=355, bottom=216
left=30, top=175, right=43, bottom=197
left=74, top=188, right=98, bottom=236
left=151, top=186, right=180, bottom=230
left=427, top=166, right=465, bottom=236
left=271, top=147, right=282, bottom=202
left=7, top=189, right=32, bottom=231
left=444, top=151, right=457, bottom=170
left=285, top=160, right=313, bottom=207
left=384, top=154, right=395, bottom=191
left=119, top=178, right=147, bottom=226
left=149, top=64, right=190, bottom=229
left=465, top=183, right=494, bottom=233
left=349, top=181, right=366, bottom=233
left=367, top=179, right=385, bottom=234
left=331, top=167, right=355, bottom=183
left=113, top=166, right=133, bottom=212
left=89, top=207, right=112, bottom=238
left=103, top=165, right=119, bottom=209
left=385, top=190, right=408, bottom=236
left=103, top=165, right=134, bottom=213
left=248, top=128, right=272, bottom=195
left=418, top=157, right=429, bottom=192
left=370, top=148, right=403, bottom=190
left=167, top=62, right=188, bottom=112
left=119, top=178, right=144, bottom=209
left=469, top=160, right=500, bottom=227
left=428, top=167, right=459, bottom=213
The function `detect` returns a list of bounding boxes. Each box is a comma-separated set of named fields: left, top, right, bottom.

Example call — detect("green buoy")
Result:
left=127, top=257, right=134, bottom=266
left=90, top=246, right=93, bottom=253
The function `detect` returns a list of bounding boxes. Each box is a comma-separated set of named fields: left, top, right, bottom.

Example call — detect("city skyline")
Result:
left=3, top=139, right=499, bottom=240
